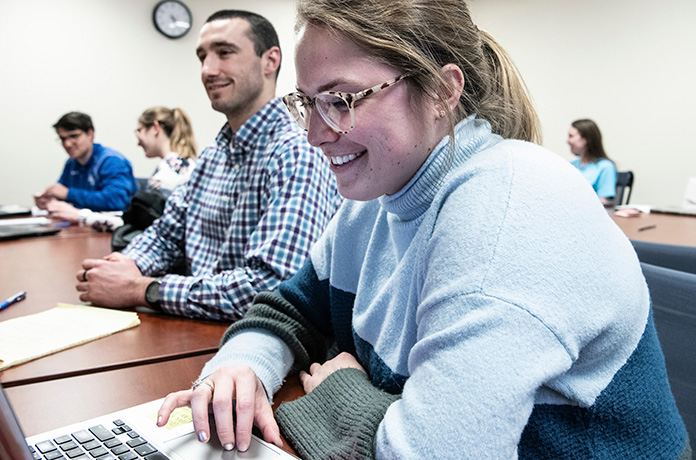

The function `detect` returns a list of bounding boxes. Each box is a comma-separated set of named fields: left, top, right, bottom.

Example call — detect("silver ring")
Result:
left=192, top=379, right=214, bottom=393
left=82, top=269, right=89, bottom=282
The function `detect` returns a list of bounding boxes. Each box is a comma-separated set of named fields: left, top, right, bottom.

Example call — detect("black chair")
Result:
left=631, top=240, right=696, bottom=275
left=615, top=171, right=634, bottom=205
left=640, top=262, right=696, bottom=449
left=136, top=177, right=149, bottom=191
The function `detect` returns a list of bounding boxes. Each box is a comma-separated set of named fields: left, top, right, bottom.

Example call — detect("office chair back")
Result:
left=631, top=240, right=696, bottom=275
left=615, top=171, right=634, bottom=205
left=640, top=262, right=696, bottom=450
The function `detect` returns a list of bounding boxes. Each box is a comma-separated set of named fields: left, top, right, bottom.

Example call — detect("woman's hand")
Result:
left=299, top=352, right=366, bottom=393
left=157, top=366, right=282, bottom=452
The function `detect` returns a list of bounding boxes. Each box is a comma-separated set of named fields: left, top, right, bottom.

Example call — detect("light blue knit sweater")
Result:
left=204, top=116, right=689, bottom=459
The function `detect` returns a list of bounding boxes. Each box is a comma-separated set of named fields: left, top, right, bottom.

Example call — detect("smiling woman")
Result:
left=292, top=34, right=434, bottom=199
left=156, top=1, right=691, bottom=458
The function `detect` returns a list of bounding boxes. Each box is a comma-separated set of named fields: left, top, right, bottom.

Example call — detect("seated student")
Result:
left=157, top=0, right=691, bottom=458
left=34, top=111, right=137, bottom=212
left=75, top=10, right=341, bottom=322
left=47, top=106, right=197, bottom=231
left=567, top=118, right=618, bottom=205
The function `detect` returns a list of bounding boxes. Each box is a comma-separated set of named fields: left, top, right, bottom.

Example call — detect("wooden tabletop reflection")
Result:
left=609, top=210, right=696, bottom=246
left=0, top=226, right=229, bottom=387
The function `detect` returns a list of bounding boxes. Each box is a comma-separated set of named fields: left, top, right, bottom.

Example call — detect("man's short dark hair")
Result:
left=205, top=10, right=281, bottom=80
left=53, top=112, right=94, bottom=133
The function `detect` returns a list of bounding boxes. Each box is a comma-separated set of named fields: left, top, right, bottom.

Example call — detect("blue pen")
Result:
left=0, top=291, right=26, bottom=310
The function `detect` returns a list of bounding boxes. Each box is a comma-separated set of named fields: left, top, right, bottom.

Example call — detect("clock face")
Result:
left=153, top=0, right=192, bottom=39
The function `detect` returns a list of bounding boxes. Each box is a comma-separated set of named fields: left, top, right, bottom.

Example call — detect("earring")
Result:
left=439, top=110, right=446, bottom=119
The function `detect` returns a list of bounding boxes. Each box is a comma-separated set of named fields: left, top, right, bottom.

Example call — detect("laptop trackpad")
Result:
left=164, top=431, right=285, bottom=459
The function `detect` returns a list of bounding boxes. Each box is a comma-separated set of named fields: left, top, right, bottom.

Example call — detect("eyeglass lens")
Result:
left=315, top=95, right=352, bottom=132
left=286, top=94, right=351, bottom=133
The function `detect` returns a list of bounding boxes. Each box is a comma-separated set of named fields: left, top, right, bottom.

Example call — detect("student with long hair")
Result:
left=158, top=1, right=689, bottom=458
left=568, top=118, right=618, bottom=205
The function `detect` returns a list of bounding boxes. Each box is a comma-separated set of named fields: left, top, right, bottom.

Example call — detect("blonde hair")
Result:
left=296, top=0, right=541, bottom=144
left=139, top=107, right=198, bottom=160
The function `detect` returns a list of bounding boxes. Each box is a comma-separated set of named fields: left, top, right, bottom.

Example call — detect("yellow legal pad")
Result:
left=0, top=303, right=140, bottom=371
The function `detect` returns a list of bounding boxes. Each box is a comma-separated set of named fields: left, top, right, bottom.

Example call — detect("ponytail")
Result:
left=478, top=30, right=541, bottom=144
left=139, top=107, right=198, bottom=160
left=169, top=108, right=198, bottom=160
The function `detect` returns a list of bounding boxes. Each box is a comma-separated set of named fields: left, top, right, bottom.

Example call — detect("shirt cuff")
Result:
left=78, top=208, right=93, bottom=227
left=200, top=329, right=293, bottom=402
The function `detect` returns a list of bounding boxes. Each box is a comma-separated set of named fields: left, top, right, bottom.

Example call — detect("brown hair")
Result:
left=295, top=0, right=541, bottom=144
left=571, top=119, right=612, bottom=163
left=139, top=107, right=197, bottom=160
left=206, top=10, right=282, bottom=81
left=53, top=111, right=94, bottom=133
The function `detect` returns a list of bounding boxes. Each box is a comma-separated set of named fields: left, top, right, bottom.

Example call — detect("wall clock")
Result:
left=152, top=0, right=192, bottom=39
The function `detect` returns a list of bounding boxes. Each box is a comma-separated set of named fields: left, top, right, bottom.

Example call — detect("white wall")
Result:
left=470, top=0, right=696, bottom=205
left=0, top=0, right=298, bottom=207
left=2, top=0, right=695, bottom=207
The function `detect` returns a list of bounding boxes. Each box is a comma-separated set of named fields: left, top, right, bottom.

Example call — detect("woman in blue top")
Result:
left=157, top=1, right=690, bottom=459
left=568, top=119, right=618, bottom=205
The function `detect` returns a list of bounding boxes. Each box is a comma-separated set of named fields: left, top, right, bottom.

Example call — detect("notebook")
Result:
left=0, top=382, right=298, bottom=460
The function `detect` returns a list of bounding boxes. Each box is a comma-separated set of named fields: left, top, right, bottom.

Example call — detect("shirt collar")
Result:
left=214, top=98, right=288, bottom=162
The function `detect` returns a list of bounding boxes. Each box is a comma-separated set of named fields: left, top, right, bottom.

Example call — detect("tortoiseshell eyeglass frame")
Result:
left=283, top=73, right=410, bottom=134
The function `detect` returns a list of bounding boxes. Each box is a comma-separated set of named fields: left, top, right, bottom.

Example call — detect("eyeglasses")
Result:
left=56, top=132, right=84, bottom=144
left=283, top=73, right=409, bottom=134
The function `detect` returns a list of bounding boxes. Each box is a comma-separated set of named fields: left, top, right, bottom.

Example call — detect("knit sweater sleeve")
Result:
left=220, top=289, right=332, bottom=375
left=275, top=368, right=400, bottom=460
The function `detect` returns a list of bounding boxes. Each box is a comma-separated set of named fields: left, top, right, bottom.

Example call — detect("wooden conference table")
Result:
left=0, top=225, right=229, bottom=387
left=3, top=209, right=693, bottom=453
left=609, top=209, right=696, bottom=247
left=1, top=224, right=303, bottom=455
left=7, top=353, right=305, bottom=438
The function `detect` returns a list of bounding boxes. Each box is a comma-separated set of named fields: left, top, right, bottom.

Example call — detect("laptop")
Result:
left=0, top=205, right=32, bottom=218
left=649, top=205, right=696, bottom=217
left=0, top=225, right=61, bottom=242
left=0, top=382, right=298, bottom=460
left=0, top=217, right=62, bottom=241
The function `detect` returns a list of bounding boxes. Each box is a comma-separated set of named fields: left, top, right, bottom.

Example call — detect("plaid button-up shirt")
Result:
left=124, top=98, right=341, bottom=321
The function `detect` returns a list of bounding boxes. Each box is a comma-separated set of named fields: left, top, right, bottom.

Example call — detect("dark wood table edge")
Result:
left=2, top=347, right=219, bottom=388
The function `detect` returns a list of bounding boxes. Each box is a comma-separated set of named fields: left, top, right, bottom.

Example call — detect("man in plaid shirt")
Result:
left=76, top=10, right=341, bottom=321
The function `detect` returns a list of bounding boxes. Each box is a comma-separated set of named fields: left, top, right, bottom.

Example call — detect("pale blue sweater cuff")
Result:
left=200, top=329, right=293, bottom=402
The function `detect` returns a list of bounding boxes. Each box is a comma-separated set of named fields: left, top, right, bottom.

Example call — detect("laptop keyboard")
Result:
left=29, top=419, right=169, bottom=460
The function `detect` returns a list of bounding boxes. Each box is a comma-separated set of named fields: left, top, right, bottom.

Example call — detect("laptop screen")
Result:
left=0, top=383, right=34, bottom=460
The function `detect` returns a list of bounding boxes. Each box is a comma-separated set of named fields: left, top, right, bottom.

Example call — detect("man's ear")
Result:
left=262, top=46, right=281, bottom=79
left=441, top=63, right=465, bottom=111
left=86, top=129, right=95, bottom=142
